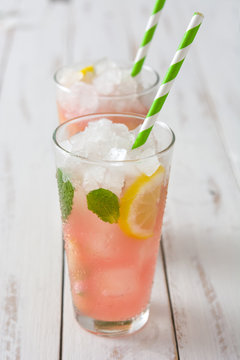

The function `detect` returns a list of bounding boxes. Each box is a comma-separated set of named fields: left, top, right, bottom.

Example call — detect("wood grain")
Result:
left=0, top=0, right=69, bottom=358
left=159, top=1, right=240, bottom=356
left=0, top=0, right=239, bottom=358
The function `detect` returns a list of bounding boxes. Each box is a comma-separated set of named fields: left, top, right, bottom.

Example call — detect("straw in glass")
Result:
left=132, top=12, right=204, bottom=149
left=131, top=0, right=166, bottom=77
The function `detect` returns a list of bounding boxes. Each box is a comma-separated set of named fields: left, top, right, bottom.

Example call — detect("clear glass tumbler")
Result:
left=54, top=61, right=160, bottom=124
left=53, top=113, right=175, bottom=336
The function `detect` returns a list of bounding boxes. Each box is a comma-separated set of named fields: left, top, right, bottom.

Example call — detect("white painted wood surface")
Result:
left=0, top=0, right=67, bottom=358
left=0, top=0, right=239, bottom=359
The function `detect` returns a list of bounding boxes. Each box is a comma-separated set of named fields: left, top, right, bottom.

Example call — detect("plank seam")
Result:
left=194, top=51, right=240, bottom=191
left=58, top=238, right=65, bottom=360
left=160, top=237, right=180, bottom=360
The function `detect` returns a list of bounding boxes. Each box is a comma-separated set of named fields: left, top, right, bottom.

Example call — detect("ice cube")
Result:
left=115, top=69, right=138, bottom=95
left=70, top=131, right=95, bottom=158
left=104, top=148, right=127, bottom=161
left=135, top=154, right=160, bottom=176
left=85, top=231, right=121, bottom=260
left=94, top=58, right=118, bottom=75
left=58, top=68, right=83, bottom=87
left=87, top=118, right=113, bottom=133
left=69, top=119, right=119, bottom=161
left=72, top=119, right=130, bottom=162
left=56, top=117, right=163, bottom=195
left=82, top=165, right=106, bottom=193
left=60, top=139, right=73, bottom=152
left=128, top=130, right=160, bottom=176
left=112, top=123, right=132, bottom=147
left=69, top=132, right=85, bottom=152
left=73, top=281, right=86, bottom=295
left=96, top=267, right=139, bottom=297
left=101, top=168, right=125, bottom=197
left=93, top=69, right=121, bottom=95
left=58, top=82, right=99, bottom=118
left=93, top=59, right=123, bottom=95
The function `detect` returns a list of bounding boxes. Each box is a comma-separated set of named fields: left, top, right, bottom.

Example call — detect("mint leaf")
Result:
left=56, top=168, right=74, bottom=221
left=87, top=188, right=120, bottom=224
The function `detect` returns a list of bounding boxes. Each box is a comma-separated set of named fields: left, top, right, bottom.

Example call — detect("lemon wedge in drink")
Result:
left=118, top=166, right=165, bottom=240
left=78, top=65, right=95, bottom=82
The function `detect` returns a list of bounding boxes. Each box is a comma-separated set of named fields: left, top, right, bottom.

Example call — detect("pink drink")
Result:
left=64, top=181, right=168, bottom=322
left=54, top=60, right=159, bottom=124
left=53, top=113, right=175, bottom=336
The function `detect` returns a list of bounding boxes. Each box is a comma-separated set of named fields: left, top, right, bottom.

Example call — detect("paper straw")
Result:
left=131, top=0, right=166, bottom=77
left=132, top=12, right=204, bottom=149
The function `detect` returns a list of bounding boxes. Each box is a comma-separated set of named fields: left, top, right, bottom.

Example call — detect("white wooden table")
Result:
left=0, top=0, right=239, bottom=359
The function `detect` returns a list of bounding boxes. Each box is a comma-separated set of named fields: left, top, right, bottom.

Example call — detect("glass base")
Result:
left=74, top=306, right=149, bottom=337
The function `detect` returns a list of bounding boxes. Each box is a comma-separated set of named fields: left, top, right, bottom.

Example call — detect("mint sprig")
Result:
left=56, top=168, right=74, bottom=221
left=87, top=188, right=120, bottom=224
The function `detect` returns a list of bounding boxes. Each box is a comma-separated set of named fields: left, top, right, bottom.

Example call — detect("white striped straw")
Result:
left=131, top=0, right=166, bottom=77
left=132, top=12, right=204, bottom=149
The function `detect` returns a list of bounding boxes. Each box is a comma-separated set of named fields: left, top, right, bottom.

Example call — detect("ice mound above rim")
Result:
left=57, top=118, right=163, bottom=196
left=58, top=59, right=141, bottom=97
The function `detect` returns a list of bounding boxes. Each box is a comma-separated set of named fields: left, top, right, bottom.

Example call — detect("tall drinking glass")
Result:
left=54, top=61, right=160, bottom=124
left=53, top=113, right=175, bottom=336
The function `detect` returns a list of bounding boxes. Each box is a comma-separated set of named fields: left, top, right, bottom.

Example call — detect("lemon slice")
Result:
left=119, top=166, right=165, bottom=240
left=78, top=65, right=95, bottom=82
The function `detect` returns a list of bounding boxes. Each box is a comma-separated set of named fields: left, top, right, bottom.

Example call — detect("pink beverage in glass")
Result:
left=53, top=113, right=175, bottom=336
left=54, top=59, right=160, bottom=124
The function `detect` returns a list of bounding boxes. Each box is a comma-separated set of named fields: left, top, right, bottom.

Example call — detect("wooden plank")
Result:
left=163, top=0, right=240, bottom=184
left=156, top=0, right=240, bottom=358
left=186, top=0, right=240, bottom=187
left=0, top=1, right=71, bottom=358
left=62, top=254, right=177, bottom=360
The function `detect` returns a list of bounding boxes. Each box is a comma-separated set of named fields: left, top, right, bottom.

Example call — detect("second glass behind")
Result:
left=54, top=59, right=160, bottom=124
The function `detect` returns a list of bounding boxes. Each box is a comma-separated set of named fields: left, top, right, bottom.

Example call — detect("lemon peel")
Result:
left=78, top=65, right=95, bottom=81
left=118, top=166, right=165, bottom=239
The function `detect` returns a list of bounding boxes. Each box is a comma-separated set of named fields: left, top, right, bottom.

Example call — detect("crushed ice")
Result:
left=59, top=59, right=140, bottom=97
left=57, top=118, right=162, bottom=196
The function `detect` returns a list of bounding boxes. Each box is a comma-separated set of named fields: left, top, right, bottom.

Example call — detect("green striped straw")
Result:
left=132, top=12, right=204, bottom=149
left=131, top=0, right=166, bottom=77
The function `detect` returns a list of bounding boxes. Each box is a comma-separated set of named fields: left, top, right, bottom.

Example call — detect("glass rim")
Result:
left=53, top=61, right=160, bottom=100
left=53, top=113, right=175, bottom=165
